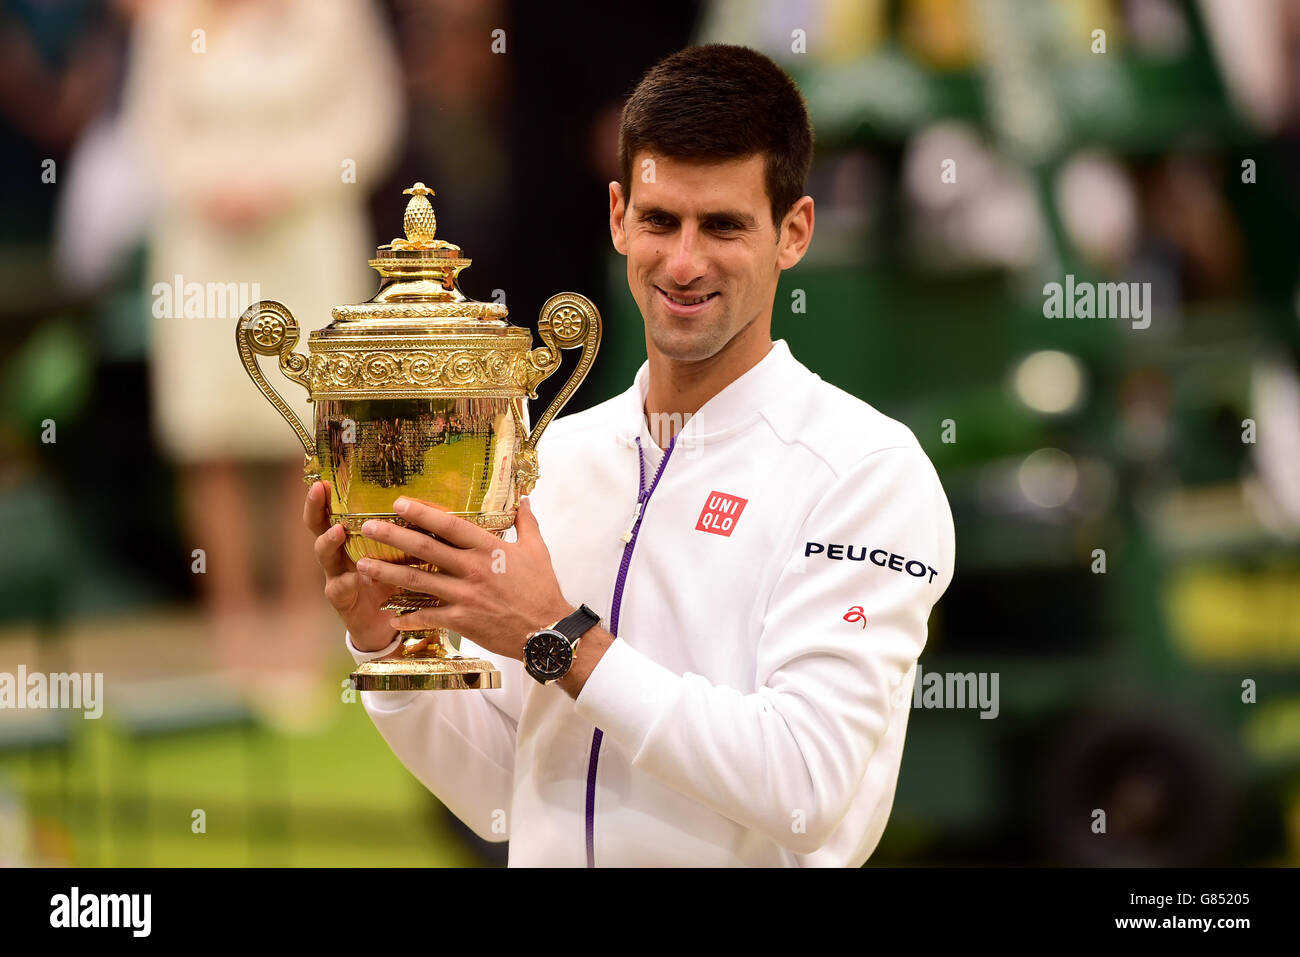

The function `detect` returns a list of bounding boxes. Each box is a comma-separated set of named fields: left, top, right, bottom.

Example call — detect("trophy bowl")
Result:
left=235, top=183, right=600, bottom=690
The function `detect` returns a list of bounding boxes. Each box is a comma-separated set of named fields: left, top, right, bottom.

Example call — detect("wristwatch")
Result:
left=523, top=604, right=602, bottom=684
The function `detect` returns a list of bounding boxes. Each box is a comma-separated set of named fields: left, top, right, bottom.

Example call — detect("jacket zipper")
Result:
left=585, top=432, right=677, bottom=867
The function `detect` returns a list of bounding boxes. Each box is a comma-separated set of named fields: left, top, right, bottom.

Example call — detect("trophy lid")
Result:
left=321, top=182, right=513, bottom=331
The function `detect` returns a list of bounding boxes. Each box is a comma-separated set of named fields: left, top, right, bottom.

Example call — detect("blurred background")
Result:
left=1, top=0, right=1298, bottom=867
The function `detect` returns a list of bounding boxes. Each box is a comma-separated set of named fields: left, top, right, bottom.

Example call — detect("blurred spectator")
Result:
left=0, top=0, right=121, bottom=245
left=118, top=0, right=404, bottom=722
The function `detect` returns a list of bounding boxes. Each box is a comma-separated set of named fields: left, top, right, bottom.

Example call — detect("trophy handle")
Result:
left=236, top=300, right=320, bottom=482
left=516, top=292, right=602, bottom=495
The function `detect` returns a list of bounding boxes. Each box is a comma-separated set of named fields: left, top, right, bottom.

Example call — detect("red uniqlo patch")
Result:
left=695, top=490, right=748, bottom=537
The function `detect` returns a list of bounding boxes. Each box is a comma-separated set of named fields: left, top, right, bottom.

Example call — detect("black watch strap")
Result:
left=553, top=604, right=601, bottom=644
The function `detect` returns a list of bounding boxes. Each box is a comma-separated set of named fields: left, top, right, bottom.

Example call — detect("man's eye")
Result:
left=710, top=221, right=739, bottom=232
left=646, top=215, right=673, bottom=227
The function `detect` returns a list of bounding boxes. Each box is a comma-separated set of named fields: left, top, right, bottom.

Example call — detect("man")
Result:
left=304, top=44, right=955, bottom=866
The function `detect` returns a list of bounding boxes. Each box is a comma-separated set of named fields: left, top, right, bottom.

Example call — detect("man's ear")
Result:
left=610, top=181, right=628, bottom=256
left=776, top=195, right=814, bottom=270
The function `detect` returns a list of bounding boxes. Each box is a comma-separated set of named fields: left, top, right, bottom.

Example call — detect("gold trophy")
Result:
left=236, top=183, right=600, bottom=691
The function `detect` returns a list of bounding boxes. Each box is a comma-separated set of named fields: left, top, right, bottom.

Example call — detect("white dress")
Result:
left=120, top=0, right=404, bottom=463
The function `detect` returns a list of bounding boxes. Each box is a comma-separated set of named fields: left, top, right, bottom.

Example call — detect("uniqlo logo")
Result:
left=695, top=490, right=748, bottom=537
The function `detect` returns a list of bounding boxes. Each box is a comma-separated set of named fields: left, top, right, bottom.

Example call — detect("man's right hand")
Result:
left=304, top=480, right=400, bottom=653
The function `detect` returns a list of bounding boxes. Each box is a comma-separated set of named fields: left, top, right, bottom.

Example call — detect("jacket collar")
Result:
left=616, top=339, right=805, bottom=447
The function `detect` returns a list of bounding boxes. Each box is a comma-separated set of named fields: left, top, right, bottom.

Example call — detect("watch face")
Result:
left=526, top=630, right=572, bottom=680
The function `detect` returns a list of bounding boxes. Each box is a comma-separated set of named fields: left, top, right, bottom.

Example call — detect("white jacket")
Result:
left=346, top=338, right=955, bottom=866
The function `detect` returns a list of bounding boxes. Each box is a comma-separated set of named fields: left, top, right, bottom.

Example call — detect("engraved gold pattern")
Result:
left=331, top=302, right=508, bottom=321
left=306, top=349, right=535, bottom=395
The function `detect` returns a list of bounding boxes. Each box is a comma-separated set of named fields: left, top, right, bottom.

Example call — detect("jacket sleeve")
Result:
left=347, top=631, right=524, bottom=843
left=572, top=444, right=955, bottom=855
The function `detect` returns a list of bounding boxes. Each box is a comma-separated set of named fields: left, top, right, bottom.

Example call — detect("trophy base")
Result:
left=351, top=656, right=502, bottom=691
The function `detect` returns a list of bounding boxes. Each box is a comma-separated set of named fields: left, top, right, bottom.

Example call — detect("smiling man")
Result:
left=305, top=44, right=955, bottom=866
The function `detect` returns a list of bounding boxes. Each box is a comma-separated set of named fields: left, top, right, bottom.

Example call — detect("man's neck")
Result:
left=643, top=332, right=773, bottom=446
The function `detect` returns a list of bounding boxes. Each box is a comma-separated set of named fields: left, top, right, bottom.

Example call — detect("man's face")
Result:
left=609, top=152, right=812, bottom=365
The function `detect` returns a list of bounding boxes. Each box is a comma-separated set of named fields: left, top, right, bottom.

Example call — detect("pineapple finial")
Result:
left=382, top=181, right=459, bottom=254
left=401, top=182, right=437, bottom=245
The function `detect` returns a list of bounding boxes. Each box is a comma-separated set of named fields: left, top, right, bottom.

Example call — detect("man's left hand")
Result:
left=355, top=496, right=574, bottom=661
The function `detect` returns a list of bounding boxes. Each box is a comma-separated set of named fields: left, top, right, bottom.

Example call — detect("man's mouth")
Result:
left=655, top=286, right=719, bottom=315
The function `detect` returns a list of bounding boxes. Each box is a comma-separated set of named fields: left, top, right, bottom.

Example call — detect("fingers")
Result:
left=323, top=570, right=361, bottom=609
left=307, top=481, right=354, bottom=578
left=515, top=496, right=540, bottom=540
left=360, top=519, right=472, bottom=577
left=303, top=481, right=333, bottom=536
left=356, top=556, right=465, bottom=602
left=314, top=522, right=355, bottom=578
left=394, top=496, right=495, bottom=549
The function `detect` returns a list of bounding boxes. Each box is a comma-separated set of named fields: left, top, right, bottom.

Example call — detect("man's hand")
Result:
left=303, top=480, right=400, bottom=653
left=355, top=495, right=574, bottom=662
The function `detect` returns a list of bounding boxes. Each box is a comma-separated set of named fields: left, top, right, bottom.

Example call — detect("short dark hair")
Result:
left=618, top=44, right=814, bottom=234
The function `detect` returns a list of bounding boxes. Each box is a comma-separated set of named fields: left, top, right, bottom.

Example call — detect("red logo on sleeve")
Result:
left=695, top=490, right=748, bottom=537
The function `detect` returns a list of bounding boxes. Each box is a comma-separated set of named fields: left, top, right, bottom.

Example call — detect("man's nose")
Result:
left=665, top=225, right=706, bottom=287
